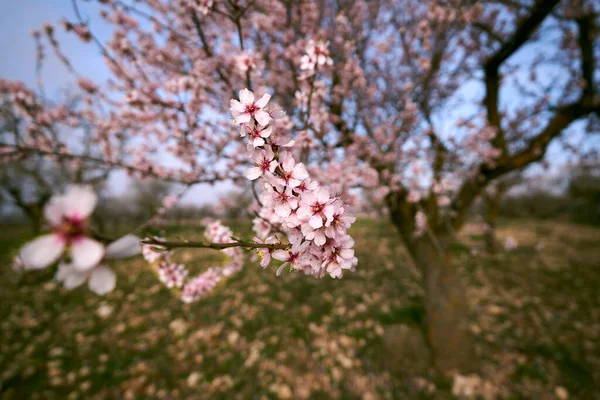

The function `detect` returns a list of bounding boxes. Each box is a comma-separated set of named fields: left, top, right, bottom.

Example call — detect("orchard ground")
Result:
left=1, top=218, right=599, bottom=399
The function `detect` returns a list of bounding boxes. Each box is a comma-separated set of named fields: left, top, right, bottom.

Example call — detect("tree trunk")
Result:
left=410, top=236, right=478, bottom=374
left=483, top=192, right=501, bottom=254
left=387, top=196, right=478, bottom=374
left=484, top=224, right=498, bottom=253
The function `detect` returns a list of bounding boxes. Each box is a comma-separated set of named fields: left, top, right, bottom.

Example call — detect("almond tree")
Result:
left=1, top=0, right=598, bottom=373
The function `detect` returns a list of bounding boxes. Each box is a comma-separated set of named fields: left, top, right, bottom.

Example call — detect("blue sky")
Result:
left=0, top=0, right=235, bottom=204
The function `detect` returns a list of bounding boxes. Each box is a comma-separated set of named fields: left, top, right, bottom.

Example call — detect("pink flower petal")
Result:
left=70, top=237, right=105, bottom=271
left=309, top=215, right=323, bottom=229
left=246, top=167, right=262, bottom=180
left=20, top=234, right=66, bottom=270
left=230, top=99, right=246, bottom=113
left=234, top=113, right=251, bottom=125
left=255, top=110, right=271, bottom=127
left=43, top=197, right=64, bottom=227
left=272, top=250, right=289, bottom=262
left=239, top=88, right=254, bottom=105
left=105, top=235, right=140, bottom=259
left=255, top=93, right=271, bottom=108
left=56, top=263, right=88, bottom=289
left=88, top=265, right=116, bottom=295
left=62, top=185, right=97, bottom=220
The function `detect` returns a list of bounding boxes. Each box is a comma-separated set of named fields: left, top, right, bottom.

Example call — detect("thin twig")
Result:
left=141, top=238, right=290, bottom=250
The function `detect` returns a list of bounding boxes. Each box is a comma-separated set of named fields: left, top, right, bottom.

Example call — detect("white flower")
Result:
left=55, top=234, right=140, bottom=295
left=230, top=88, right=272, bottom=127
left=246, top=146, right=277, bottom=180
left=241, top=122, right=273, bottom=148
left=20, top=185, right=104, bottom=271
left=297, top=188, right=334, bottom=229
left=275, top=150, right=309, bottom=188
left=272, top=241, right=310, bottom=275
left=300, top=40, right=333, bottom=72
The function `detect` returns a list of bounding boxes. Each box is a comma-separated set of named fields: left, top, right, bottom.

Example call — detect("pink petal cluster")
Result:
left=300, top=40, right=334, bottom=74
left=142, top=237, right=168, bottom=264
left=158, top=262, right=188, bottom=289
left=181, top=268, right=221, bottom=303
left=231, top=89, right=358, bottom=279
left=142, top=220, right=244, bottom=302
left=204, top=220, right=244, bottom=276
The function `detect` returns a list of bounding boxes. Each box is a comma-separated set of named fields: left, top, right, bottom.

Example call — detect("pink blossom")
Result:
left=20, top=185, right=105, bottom=271
left=55, top=235, right=140, bottom=295
left=158, top=262, right=188, bottom=288
left=253, top=236, right=278, bottom=268
left=272, top=241, right=310, bottom=276
left=321, top=235, right=357, bottom=278
left=181, top=268, right=221, bottom=303
left=142, top=237, right=169, bottom=264
left=275, top=150, right=309, bottom=188
left=297, top=188, right=334, bottom=229
left=241, top=123, right=273, bottom=148
left=300, top=40, right=333, bottom=73
left=246, top=146, right=277, bottom=180
left=262, top=184, right=299, bottom=218
left=236, top=52, right=256, bottom=73
left=325, top=201, right=356, bottom=238
left=230, top=88, right=272, bottom=127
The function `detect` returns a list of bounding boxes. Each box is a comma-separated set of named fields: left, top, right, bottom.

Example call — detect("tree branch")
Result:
left=483, top=0, right=561, bottom=156
left=141, top=238, right=290, bottom=250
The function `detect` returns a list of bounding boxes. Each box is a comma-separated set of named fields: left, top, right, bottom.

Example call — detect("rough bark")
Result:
left=482, top=191, right=502, bottom=254
left=413, top=235, right=478, bottom=374
left=387, top=194, right=478, bottom=374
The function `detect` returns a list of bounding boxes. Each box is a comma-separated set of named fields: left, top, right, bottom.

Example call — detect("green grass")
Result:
left=1, top=218, right=599, bottom=399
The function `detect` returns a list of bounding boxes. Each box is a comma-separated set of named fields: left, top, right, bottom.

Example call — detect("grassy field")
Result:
left=1, top=218, right=599, bottom=399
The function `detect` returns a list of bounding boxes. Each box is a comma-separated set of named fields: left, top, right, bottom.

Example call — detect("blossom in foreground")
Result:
left=297, top=188, right=334, bottom=229
left=231, top=88, right=358, bottom=279
left=230, top=88, right=272, bottom=127
left=20, top=185, right=105, bottom=271
left=274, top=151, right=309, bottom=188
left=246, top=145, right=277, bottom=180
left=321, top=235, right=357, bottom=278
left=272, top=241, right=310, bottom=276
left=55, top=235, right=141, bottom=295
left=253, top=236, right=279, bottom=268
left=240, top=122, right=272, bottom=148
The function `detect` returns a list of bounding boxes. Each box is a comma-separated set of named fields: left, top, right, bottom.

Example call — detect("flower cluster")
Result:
left=181, top=268, right=221, bottom=303
left=142, top=220, right=244, bottom=302
left=203, top=220, right=244, bottom=276
left=158, top=262, right=188, bottom=289
left=17, top=186, right=141, bottom=295
left=142, top=237, right=167, bottom=264
left=300, top=40, right=333, bottom=74
left=231, top=89, right=357, bottom=278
